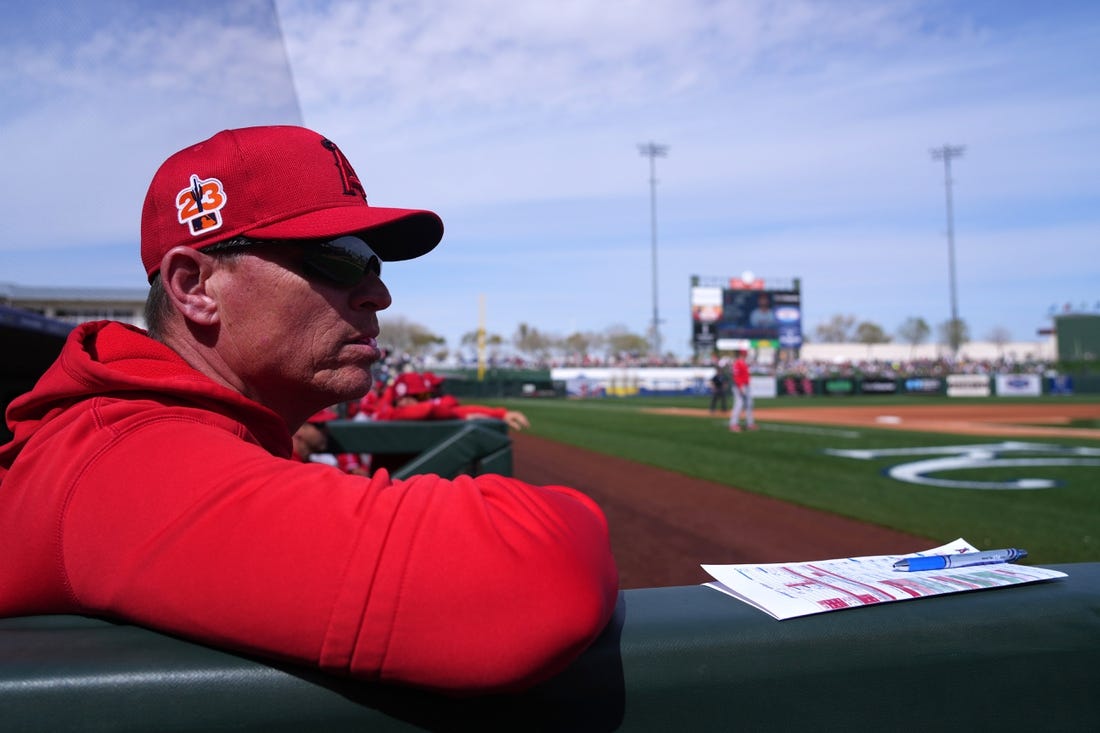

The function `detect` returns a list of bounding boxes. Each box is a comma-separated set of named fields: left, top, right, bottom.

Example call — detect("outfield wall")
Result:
left=797, top=339, right=1055, bottom=362
left=548, top=368, right=1093, bottom=397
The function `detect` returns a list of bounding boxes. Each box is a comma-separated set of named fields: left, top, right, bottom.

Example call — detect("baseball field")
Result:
left=497, top=394, right=1100, bottom=588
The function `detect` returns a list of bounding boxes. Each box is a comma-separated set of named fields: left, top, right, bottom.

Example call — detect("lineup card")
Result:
left=702, top=538, right=1068, bottom=620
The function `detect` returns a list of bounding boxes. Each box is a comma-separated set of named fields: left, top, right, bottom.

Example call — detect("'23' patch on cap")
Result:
left=176, top=174, right=227, bottom=235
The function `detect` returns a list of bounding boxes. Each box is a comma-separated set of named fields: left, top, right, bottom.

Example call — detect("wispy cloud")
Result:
left=0, top=2, right=300, bottom=271
left=2, top=0, right=1097, bottom=353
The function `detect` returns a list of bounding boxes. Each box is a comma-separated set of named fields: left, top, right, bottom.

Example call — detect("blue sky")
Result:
left=2, top=1, right=1097, bottom=358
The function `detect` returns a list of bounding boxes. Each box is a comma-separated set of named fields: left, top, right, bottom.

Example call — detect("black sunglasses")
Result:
left=206, top=235, right=382, bottom=287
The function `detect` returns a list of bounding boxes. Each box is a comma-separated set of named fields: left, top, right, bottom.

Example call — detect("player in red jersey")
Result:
left=729, top=348, right=757, bottom=432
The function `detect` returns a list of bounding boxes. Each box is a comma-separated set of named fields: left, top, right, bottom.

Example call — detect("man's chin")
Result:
left=320, top=371, right=374, bottom=405
left=337, top=382, right=374, bottom=403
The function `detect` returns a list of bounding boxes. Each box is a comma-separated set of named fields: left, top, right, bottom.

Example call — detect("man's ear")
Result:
left=159, top=246, right=221, bottom=326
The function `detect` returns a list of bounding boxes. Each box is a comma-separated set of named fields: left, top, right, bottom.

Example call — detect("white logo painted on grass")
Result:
left=825, top=441, right=1100, bottom=490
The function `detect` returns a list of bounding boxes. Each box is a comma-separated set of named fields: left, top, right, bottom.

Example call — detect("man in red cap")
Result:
left=0, top=126, right=617, bottom=694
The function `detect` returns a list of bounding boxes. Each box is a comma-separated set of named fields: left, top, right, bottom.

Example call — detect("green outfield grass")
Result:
left=488, top=395, right=1100, bottom=564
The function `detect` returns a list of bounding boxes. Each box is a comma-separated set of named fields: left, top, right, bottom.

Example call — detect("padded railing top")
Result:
left=2, top=563, right=1098, bottom=732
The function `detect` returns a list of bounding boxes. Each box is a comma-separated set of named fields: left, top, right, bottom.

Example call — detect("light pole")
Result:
left=930, top=143, right=965, bottom=356
left=638, top=141, right=668, bottom=357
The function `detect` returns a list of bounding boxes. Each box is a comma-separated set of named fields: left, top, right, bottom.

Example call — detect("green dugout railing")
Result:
left=324, top=418, right=513, bottom=479
left=2, top=563, right=1097, bottom=731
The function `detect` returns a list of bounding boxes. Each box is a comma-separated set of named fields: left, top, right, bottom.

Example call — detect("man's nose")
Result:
left=352, top=274, right=392, bottom=312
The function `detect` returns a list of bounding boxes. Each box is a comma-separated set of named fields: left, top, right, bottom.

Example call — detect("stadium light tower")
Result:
left=930, top=143, right=965, bottom=357
left=638, top=141, right=669, bottom=357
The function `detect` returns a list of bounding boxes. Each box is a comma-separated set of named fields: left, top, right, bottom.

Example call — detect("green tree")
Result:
left=938, top=318, right=970, bottom=355
left=459, top=330, right=479, bottom=350
left=897, top=316, right=931, bottom=358
left=855, top=321, right=890, bottom=357
left=813, top=313, right=857, bottom=343
left=379, top=316, right=445, bottom=357
left=460, top=329, right=504, bottom=353
left=512, top=323, right=555, bottom=362
left=603, top=324, right=649, bottom=358
left=563, top=331, right=603, bottom=359
left=987, top=326, right=1012, bottom=358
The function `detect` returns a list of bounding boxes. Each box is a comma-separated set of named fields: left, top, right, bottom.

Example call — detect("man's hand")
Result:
left=464, top=411, right=530, bottom=431
left=503, top=410, right=530, bottom=431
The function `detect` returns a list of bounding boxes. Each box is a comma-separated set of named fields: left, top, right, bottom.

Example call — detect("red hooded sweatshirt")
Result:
left=0, top=322, right=618, bottom=693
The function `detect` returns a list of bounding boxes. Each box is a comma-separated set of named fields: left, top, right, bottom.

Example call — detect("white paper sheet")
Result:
left=702, top=538, right=1068, bottom=620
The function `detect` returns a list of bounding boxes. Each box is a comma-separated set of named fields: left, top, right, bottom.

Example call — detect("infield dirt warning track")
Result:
left=647, top=402, right=1100, bottom=440
left=511, top=401, right=1099, bottom=588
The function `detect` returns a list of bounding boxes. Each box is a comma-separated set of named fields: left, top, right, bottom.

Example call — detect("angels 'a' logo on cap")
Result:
left=176, top=174, right=227, bottom=235
left=321, top=139, right=367, bottom=199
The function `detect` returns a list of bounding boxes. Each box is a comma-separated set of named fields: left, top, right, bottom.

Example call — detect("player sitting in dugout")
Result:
left=372, top=371, right=531, bottom=431
left=291, top=408, right=370, bottom=475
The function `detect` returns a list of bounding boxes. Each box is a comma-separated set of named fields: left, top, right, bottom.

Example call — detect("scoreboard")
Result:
left=691, top=276, right=802, bottom=354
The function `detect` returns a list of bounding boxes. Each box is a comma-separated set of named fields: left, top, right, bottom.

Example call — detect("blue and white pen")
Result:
left=892, top=548, right=1028, bottom=572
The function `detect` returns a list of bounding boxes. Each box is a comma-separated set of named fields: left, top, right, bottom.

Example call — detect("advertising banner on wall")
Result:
left=750, top=375, right=778, bottom=399
left=549, top=368, right=780, bottom=398
left=859, top=378, right=898, bottom=394
left=552, top=367, right=717, bottom=397
left=995, top=373, right=1042, bottom=397
left=1048, top=374, right=1074, bottom=395
left=903, top=377, right=944, bottom=394
left=947, top=374, right=991, bottom=397
left=823, top=378, right=856, bottom=395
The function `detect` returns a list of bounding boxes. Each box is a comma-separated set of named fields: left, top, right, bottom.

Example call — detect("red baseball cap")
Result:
left=140, top=125, right=444, bottom=280
left=393, top=372, right=433, bottom=398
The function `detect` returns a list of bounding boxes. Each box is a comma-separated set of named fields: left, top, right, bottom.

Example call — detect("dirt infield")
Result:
left=647, top=402, right=1100, bottom=440
left=510, top=402, right=1100, bottom=589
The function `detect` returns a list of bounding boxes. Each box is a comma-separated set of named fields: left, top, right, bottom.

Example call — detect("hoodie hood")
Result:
left=1, top=321, right=291, bottom=475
